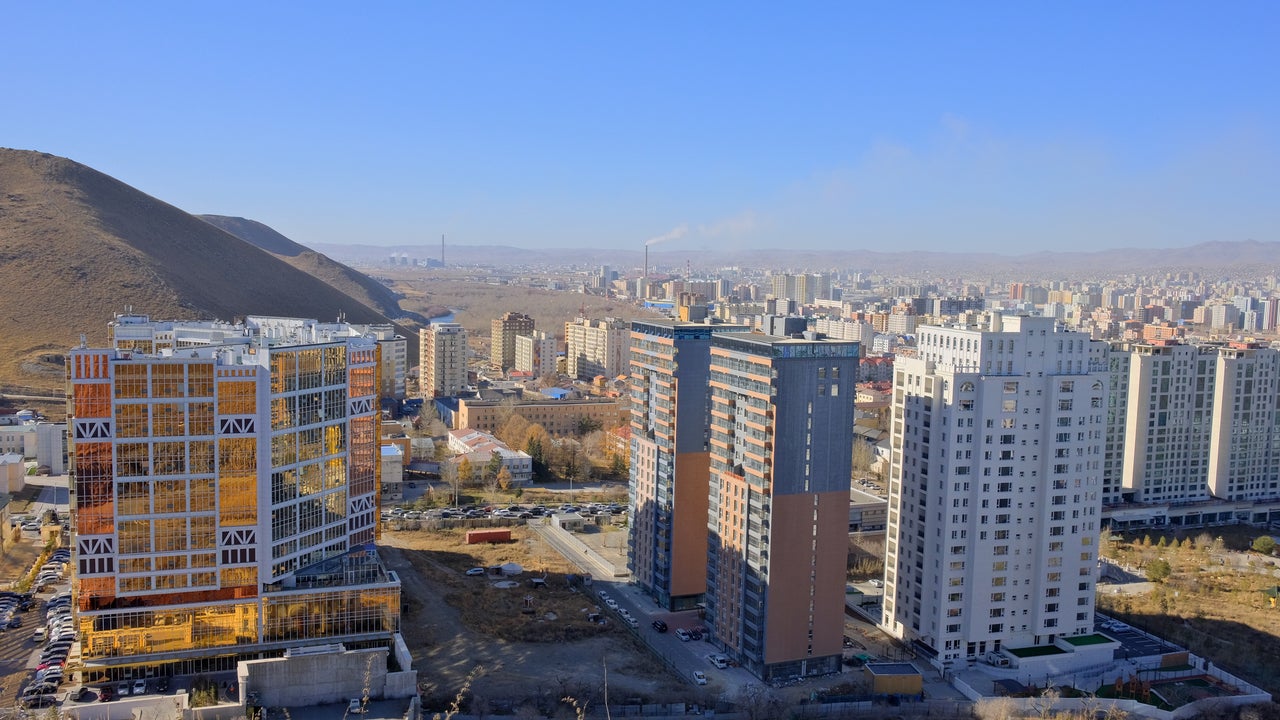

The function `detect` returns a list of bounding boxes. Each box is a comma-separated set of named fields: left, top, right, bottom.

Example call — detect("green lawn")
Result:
left=1063, top=633, right=1113, bottom=646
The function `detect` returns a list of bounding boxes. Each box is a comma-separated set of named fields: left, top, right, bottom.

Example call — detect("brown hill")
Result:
left=0, top=148, right=417, bottom=391
left=198, top=214, right=426, bottom=324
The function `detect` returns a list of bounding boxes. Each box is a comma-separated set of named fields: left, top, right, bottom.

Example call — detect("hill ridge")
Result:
left=0, top=148, right=417, bottom=389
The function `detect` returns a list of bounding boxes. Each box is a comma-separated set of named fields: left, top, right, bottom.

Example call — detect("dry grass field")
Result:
left=1098, top=527, right=1280, bottom=696
left=388, top=272, right=661, bottom=341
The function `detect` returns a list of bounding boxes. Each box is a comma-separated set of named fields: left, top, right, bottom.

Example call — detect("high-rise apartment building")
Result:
left=565, top=317, right=629, bottom=381
left=1103, top=341, right=1217, bottom=506
left=420, top=323, right=468, bottom=397
left=69, top=315, right=399, bottom=676
left=768, top=273, right=831, bottom=306
left=629, top=320, right=747, bottom=611
left=704, top=332, right=859, bottom=680
left=514, top=330, right=558, bottom=378
left=490, top=312, right=535, bottom=372
left=1103, top=340, right=1280, bottom=513
left=883, top=315, right=1108, bottom=666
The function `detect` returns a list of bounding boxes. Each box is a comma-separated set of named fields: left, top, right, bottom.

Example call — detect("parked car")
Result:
left=99, top=685, right=115, bottom=702
left=70, top=686, right=94, bottom=702
left=868, top=578, right=884, bottom=587
left=348, top=697, right=366, bottom=714
left=117, top=681, right=131, bottom=697
left=465, top=567, right=486, bottom=576
left=692, top=670, right=707, bottom=686
left=707, top=654, right=729, bottom=669
left=20, top=692, right=55, bottom=708
left=675, top=629, right=691, bottom=641
left=651, top=620, right=668, bottom=632
left=133, top=679, right=147, bottom=695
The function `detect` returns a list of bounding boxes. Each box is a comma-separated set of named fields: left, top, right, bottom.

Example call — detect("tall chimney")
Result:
left=644, top=244, right=649, bottom=302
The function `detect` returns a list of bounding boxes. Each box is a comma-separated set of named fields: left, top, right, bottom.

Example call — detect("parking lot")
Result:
left=1094, top=614, right=1182, bottom=658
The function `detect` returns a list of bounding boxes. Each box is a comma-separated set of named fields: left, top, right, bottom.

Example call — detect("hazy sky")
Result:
left=6, top=2, right=1277, bottom=254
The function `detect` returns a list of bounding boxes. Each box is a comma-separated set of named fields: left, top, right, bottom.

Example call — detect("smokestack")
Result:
left=644, top=244, right=649, bottom=301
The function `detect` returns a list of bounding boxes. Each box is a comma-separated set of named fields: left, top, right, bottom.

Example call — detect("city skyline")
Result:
left=5, top=3, right=1278, bottom=254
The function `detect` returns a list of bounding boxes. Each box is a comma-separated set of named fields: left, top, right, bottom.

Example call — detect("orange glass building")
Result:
left=68, top=315, right=399, bottom=678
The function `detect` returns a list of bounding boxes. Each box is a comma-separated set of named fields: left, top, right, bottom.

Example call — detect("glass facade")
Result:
left=68, top=317, right=396, bottom=672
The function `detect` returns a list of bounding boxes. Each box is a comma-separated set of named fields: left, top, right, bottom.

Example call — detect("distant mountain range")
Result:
left=314, top=239, right=1280, bottom=278
left=0, top=148, right=420, bottom=390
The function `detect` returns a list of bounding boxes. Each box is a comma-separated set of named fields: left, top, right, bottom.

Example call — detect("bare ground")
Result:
left=379, top=528, right=687, bottom=713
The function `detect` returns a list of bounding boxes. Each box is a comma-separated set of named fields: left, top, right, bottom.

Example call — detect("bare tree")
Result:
left=975, top=697, right=1018, bottom=720
left=1031, top=688, right=1061, bottom=720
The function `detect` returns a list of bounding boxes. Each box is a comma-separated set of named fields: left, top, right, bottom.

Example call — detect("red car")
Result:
left=98, top=685, right=115, bottom=702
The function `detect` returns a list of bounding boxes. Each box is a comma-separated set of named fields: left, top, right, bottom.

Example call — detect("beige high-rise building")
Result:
left=1103, top=340, right=1280, bottom=518
left=420, top=323, right=468, bottom=398
left=490, top=312, right=534, bottom=371
left=564, top=317, right=629, bottom=381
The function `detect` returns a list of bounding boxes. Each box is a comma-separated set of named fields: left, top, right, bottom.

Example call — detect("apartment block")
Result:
left=883, top=315, right=1108, bottom=666
left=420, top=323, right=468, bottom=398
left=1102, top=341, right=1280, bottom=527
left=565, top=317, right=629, bottom=381
left=628, top=320, right=747, bottom=611
left=514, top=330, right=558, bottom=378
left=68, top=315, right=399, bottom=677
left=705, top=332, right=859, bottom=680
left=491, top=312, right=535, bottom=371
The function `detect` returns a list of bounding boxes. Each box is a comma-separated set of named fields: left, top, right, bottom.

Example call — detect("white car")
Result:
left=692, top=670, right=707, bottom=685
left=348, top=698, right=365, bottom=714
left=868, top=578, right=884, bottom=588
left=465, top=567, right=486, bottom=577
left=604, top=599, right=618, bottom=609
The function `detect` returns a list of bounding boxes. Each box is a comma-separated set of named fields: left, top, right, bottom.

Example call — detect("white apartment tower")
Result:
left=883, top=315, right=1109, bottom=666
left=514, top=330, right=558, bottom=378
left=420, top=323, right=468, bottom=398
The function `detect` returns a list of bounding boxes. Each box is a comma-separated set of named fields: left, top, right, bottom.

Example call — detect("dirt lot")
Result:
left=380, top=526, right=688, bottom=714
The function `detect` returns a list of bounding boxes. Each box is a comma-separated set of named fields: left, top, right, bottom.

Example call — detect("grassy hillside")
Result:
left=199, top=214, right=425, bottom=323
left=0, top=148, right=415, bottom=389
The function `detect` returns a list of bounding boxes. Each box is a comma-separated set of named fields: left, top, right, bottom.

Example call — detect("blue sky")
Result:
left=5, top=2, right=1277, bottom=253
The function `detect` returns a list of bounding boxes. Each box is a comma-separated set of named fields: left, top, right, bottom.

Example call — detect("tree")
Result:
left=851, top=439, right=875, bottom=473
left=458, top=457, right=476, bottom=487
left=1146, top=558, right=1172, bottom=583
left=1252, top=535, right=1277, bottom=556
left=442, top=461, right=460, bottom=506
left=609, top=452, right=628, bottom=479
left=574, top=416, right=603, bottom=436
left=497, top=466, right=513, bottom=491
left=486, top=451, right=505, bottom=482
left=496, top=413, right=531, bottom=451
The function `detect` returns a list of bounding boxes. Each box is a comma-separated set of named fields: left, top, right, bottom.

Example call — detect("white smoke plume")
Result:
left=645, top=224, right=688, bottom=246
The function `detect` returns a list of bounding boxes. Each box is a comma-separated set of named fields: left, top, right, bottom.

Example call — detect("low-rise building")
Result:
left=446, top=429, right=533, bottom=483
left=457, top=398, right=625, bottom=436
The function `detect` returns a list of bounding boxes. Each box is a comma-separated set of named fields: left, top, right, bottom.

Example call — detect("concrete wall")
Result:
left=239, top=647, right=389, bottom=708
